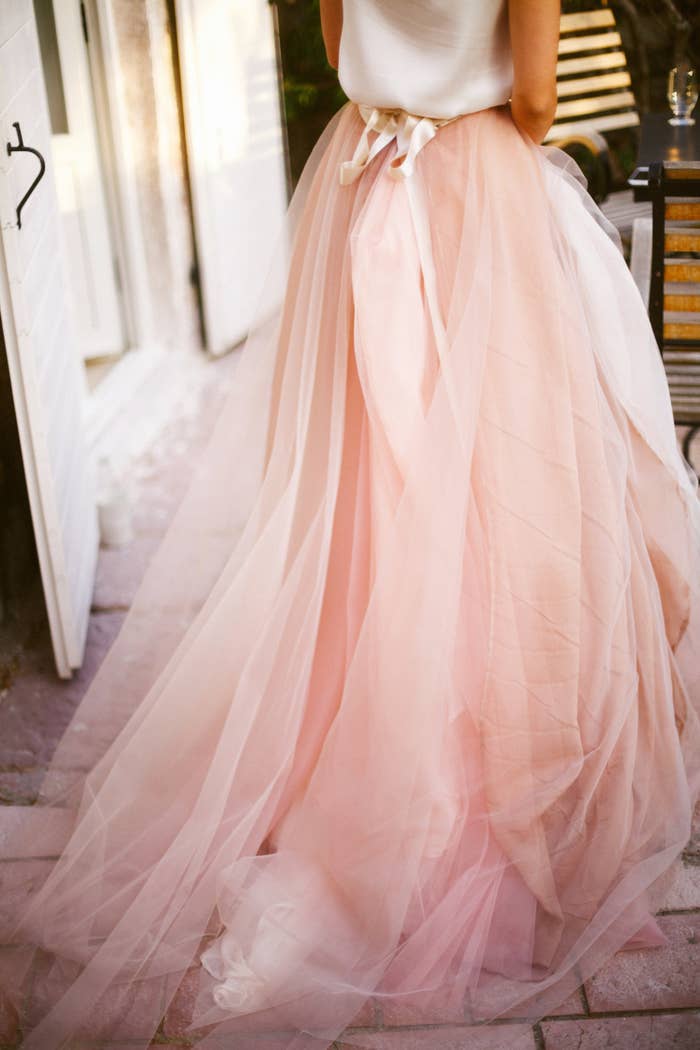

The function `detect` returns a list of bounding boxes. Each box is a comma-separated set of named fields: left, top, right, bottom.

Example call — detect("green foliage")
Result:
left=283, top=79, right=319, bottom=124
left=276, top=0, right=347, bottom=182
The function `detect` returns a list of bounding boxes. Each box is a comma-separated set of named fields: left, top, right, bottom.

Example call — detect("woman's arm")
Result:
left=508, top=0, right=560, bottom=143
left=320, top=0, right=343, bottom=70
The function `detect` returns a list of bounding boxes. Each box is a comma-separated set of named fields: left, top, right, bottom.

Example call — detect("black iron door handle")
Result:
left=6, top=121, right=47, bottom=230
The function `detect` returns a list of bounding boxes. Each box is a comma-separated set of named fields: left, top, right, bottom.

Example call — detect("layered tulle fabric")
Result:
left=2, top=102, right=700, bottom=1049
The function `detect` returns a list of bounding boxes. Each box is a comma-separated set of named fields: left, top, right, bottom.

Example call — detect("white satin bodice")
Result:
left=338, top=0, right=513, bottom=121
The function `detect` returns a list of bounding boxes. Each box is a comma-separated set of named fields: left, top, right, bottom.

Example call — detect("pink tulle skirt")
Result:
left=3, top=101, right=700, bottom=1049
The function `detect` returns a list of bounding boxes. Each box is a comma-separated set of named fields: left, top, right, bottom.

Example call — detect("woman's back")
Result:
left=338, top=0, right=513, bottom=119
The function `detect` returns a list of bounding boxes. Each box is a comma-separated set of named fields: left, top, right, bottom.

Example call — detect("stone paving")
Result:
left=0, top=368, right=698, bottom=1049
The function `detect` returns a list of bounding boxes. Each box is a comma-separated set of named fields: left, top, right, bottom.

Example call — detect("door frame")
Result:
left=81, top=0, right=156, bottom=352
left=0, top=246, right=94, bottom=676
left=48, top=0, right=126, bottom=360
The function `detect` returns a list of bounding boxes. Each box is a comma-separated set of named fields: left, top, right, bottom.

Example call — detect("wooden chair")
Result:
left=547, top=8, right=639, bottom=145
left=547, top=8, right=643, bottom=222
left=630, top=162, right=700, bottom=468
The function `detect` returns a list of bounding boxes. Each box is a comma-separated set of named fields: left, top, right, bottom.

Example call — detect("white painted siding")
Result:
left=0, top=0, right=99, bottom=677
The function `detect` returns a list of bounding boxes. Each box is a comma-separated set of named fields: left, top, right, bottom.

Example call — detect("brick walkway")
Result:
left=0, top=368, right=698, bottom=1048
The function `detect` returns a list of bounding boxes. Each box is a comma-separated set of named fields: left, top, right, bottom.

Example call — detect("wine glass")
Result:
left=668, top=65, right=698, bottom=126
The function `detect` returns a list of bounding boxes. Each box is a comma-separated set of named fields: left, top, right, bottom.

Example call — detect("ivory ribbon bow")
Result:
left=340, top=104, right=458, bottom=185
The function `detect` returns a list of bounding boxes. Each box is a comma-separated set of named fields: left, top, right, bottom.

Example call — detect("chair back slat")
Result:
left=557, top=71, right=631, bottom=98
left=665, top=293, right=700, bottom=312
left=664, top=164, right=700, bottom=181
left=665, top=230, right=700, bottom=253
left=665, top=260, right=700, bottom=282
left=560, top=10, right=615, bottom=32
left=555, top=90, right=636, bottom=120
left=557, top=51, right=628, bottom=76
left=666, top=202, right=700, bottom=221
left=547, top=111, right=639, bottom=141
left=558, top=30, right=622, bottom=55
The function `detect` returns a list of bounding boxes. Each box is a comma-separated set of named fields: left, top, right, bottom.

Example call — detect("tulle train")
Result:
left=2, top=102, right=700, bottom=1049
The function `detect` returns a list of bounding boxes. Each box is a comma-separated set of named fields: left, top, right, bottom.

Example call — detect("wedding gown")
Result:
left=3, top=2, right=700, bottom=1048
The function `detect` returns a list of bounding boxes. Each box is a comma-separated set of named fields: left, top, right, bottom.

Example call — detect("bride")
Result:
left=3, top=2, right=699, bottom=1047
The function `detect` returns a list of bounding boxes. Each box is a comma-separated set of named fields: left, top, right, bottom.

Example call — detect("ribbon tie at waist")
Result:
left=340, top=104, right=458, bottom=185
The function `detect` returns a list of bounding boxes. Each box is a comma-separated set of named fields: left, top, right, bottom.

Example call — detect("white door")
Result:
left=35, top=0, right=125, bottom=360
left=0, top=0, right=99, bottom=678
left=174, top=0, right=289, bottom=355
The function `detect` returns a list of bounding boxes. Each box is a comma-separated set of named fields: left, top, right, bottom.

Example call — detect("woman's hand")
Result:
left=508, top=0, right=560, bottom=143
left=320, top=0, right=343, bottom=70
